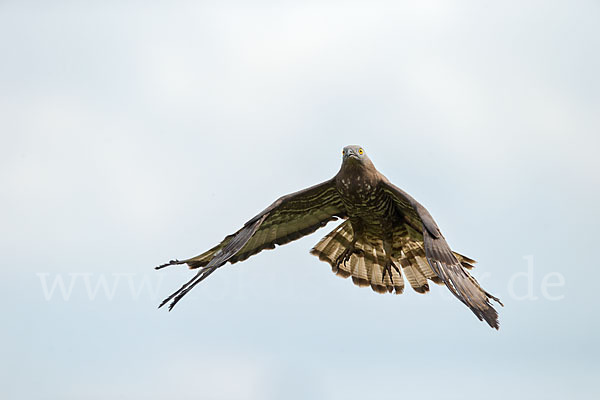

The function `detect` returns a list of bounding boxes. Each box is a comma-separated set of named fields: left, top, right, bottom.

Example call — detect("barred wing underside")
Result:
left=157, top=178, right=347, bottom=310
left=380, top=180, right=503, bottom=329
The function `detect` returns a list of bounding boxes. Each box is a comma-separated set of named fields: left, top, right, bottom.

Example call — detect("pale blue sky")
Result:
left=1, top=1, right=599, bottom=399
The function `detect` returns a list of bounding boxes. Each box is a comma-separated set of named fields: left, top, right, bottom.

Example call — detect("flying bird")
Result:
left=157, top=145, right=503, bottom=328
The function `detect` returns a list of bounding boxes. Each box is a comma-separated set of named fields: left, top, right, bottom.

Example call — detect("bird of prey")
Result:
left=157, top=145, right=503, bottom=329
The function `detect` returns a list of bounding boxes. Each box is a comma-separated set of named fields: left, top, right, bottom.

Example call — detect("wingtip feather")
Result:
left=155, top=259, right=185, bottom=270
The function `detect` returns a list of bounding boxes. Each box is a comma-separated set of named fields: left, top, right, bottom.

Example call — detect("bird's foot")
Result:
left=381, top=260, right=401, bottom=284
left=335, top=247, right=364, bottom=270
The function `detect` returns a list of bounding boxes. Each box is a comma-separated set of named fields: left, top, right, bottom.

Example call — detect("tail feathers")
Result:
left=453, top=251, right=477, bottom=269
left=400, top=263, right=429, bottom=294
left=309, top=221, right=490, bottom=308
left=396, top=240, right=435, bottom=293
left=310, top=221, right=404, bottom=295
left=369, top=245, right=404, bottom=294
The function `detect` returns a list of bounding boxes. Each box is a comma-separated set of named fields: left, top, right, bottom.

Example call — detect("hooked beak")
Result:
left=347, top=151, right=360, bottom=160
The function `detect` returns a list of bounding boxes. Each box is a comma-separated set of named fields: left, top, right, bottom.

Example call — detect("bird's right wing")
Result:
left=157, top=178, right=346, bottom=310
left=380, top=179, right=503, bottom=329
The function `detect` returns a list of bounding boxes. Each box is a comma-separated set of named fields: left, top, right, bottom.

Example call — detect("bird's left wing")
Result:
left=157, top=178, right=346, bottom=310
left=379, top=179, right=503, bottom=329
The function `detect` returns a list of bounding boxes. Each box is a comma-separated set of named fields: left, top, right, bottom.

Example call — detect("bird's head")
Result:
left=342, top=145, right=367, bottom=163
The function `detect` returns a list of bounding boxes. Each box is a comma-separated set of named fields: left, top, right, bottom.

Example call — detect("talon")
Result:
left=382, top=261, right=400, bottom=285
left=335, top=247, right=364, bottom=269
left=338, top=249, right=352, bottom=267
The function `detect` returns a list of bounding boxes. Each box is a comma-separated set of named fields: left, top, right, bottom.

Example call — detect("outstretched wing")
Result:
left=380, top=179, right=503, bottom=329
left=157, top=178, right=347, bottom=310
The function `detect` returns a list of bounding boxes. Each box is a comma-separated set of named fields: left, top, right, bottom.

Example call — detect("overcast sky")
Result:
left=1, top=1, right=599, bottom=399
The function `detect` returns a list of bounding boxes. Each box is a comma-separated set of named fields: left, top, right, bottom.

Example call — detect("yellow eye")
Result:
left=358, top=148, right=364, bottom=155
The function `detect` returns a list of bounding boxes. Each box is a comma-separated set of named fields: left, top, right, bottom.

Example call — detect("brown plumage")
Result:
left=157, top=145, right=502, bottom=329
